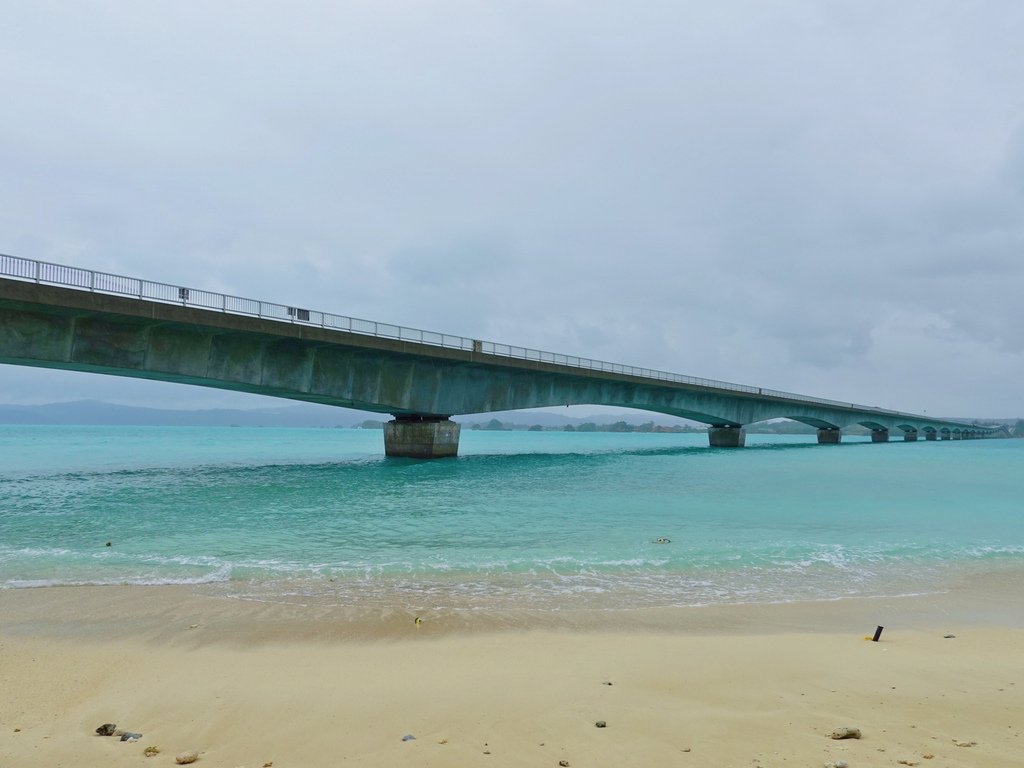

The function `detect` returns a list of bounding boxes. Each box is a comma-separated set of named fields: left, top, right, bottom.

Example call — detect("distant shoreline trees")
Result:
left=356, top=417, right=1024, bottom=436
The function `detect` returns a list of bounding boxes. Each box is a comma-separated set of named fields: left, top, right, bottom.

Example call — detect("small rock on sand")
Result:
left=897, top=760, right=920, bottom=766
left=95, top=723, right=118, bottom=736
left=175, top=750, right=199, bottom=764
left=559, top=761, right=570, bottom=767
left=824, top=761, right=848, bottom=768
left=830, top=727, right=861, bottom=740
left=143, top=746, right=159, bottom=757
left=595, top=721, right=607, bottom=728
left=953, top=739, right=977, bottom=747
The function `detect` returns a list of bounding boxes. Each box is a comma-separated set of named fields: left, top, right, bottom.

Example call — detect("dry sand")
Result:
left=1, top=574, right=1022, bottom=767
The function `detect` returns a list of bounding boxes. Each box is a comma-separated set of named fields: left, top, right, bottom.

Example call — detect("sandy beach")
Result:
left=2, top=571, right=1022, bottom=768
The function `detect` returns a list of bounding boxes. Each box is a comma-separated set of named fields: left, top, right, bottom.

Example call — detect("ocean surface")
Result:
left=1, top=425, right=1022, bottom=612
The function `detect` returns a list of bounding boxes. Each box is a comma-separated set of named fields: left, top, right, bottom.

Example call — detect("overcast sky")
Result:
left=2, top=1, right=1023, bottom=418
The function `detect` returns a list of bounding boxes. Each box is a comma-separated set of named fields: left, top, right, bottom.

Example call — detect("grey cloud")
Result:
left=1, top=1, right=1023, bottom=415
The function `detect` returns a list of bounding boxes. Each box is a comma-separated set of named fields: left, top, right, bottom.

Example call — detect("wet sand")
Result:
left=1, top=570, right=1022, bottom=767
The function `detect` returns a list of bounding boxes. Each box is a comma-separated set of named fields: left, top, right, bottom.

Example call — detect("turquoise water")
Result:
left=1, top=426, right=1022, bottom=610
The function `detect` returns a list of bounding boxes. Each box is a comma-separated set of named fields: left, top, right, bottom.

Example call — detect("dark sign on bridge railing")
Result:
left=0, top=253, right=932, bottom=420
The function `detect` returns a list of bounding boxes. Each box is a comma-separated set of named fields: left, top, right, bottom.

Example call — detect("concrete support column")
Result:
left=871, top=429, right=889, bottom=443
left=904, top=430, right=919, bottom=442
left=816, top=427, right=841, bottom=444
left=708, top=426, right=746, bottom=448
left=384, top=415, right=460, bottom=458
left=925, top=431, right=938, bottom=441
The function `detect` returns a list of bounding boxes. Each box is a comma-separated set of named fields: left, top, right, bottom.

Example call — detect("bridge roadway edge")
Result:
left=0, top=277, right=1001, bottom=457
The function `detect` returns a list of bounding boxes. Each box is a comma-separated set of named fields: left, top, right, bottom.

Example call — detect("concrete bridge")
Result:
left=0, top=255, right=1004, bottom=457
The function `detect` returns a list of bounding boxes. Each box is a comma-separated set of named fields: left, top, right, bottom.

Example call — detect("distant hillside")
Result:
left=0, top=400, right=366, bottom=427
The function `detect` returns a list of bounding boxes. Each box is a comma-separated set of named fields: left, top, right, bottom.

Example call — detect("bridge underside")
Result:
left=0, top=280, right=1002, bottom=456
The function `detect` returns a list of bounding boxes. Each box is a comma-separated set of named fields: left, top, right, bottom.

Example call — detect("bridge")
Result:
left=0, top=255, right=1005, bottom=457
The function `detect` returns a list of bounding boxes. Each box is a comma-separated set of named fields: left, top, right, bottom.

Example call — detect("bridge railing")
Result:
left=0, top=253, right=985, bottom=425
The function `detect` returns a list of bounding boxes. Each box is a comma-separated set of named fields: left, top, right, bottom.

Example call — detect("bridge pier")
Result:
left=941, top=433, right=951, bottom=440
left=384, top=415, right=460, bottom=458
left=871, top=429, right=889, bottom=443
left=816, top=427, right=841, bottom=444
left=904, top=430, right=919, bottom=442
left=925, top=431, right=937, bottom=441
left=708, top=425, right=745, bottom=448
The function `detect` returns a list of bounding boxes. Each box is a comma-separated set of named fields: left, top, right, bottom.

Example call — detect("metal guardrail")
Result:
left=0, top=253, right=990, bottom=428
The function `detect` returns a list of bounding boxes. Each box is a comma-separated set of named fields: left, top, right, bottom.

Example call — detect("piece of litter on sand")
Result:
left=401, top=734, right=416, bottom=742
left=830, top=727, right=861, bottom=740
left=120, top=732, right=142, bottom=742
left=144, top=746, right=160, bottom=757
left=952, top=739, right=977, bottom=747
left=943, top=634, right=956, bottom=639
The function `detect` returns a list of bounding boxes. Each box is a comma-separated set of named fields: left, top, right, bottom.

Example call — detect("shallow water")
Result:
left=1, top=426, right=1021, bottom=610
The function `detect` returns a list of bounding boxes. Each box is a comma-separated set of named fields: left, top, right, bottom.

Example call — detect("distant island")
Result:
left=358, top=417, right=829, bottom=434
left=1, top=400, right=1017, bottom=435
